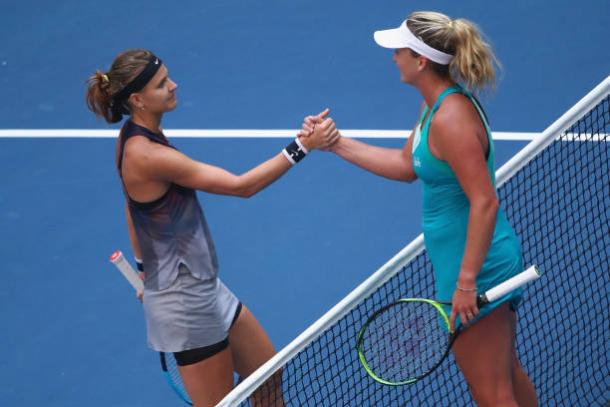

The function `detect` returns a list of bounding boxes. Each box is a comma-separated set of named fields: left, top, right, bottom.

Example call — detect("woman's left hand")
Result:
left=449, top=283, right=479, bottom=333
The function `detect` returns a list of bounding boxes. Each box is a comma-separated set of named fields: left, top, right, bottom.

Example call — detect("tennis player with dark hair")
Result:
left=86, top=49, right=338, bottom=407
left=301, top=11, right=537, bottom=407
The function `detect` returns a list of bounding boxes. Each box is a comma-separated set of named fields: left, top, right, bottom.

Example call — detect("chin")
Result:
left=401, top=76, right=415, bottom=85
left=167, top=100, right=178, bottom=112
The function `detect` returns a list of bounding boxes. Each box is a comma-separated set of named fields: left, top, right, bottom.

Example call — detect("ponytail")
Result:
left=406, top=11, right=500, bottom=93
left=449, top=18, right=499, bottom=92
left=85, top=70, right=123, bottom=123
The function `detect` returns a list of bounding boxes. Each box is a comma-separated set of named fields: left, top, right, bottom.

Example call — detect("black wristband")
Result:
left=282, top=138, right=308, bottom=165
left=135, top=258, right=144, bottom=272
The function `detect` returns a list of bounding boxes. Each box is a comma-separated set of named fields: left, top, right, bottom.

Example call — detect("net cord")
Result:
left=216, top=75, right=610, bottom=407
left=496, top=76, right=610, bottom=187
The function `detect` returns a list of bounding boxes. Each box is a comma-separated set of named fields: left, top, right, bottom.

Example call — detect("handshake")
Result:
left=296, top=108, right=341, bottom=152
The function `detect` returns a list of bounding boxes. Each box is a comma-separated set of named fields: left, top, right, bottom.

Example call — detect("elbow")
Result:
left=395, top=168, right=417, bottom=183
left=472, top=194, right=499, bottom=216
left=224, top=175, right=256, bottom=198
left=234, top=178, right=257, bottom=198
left=402, top=171, right=418, bottom=183
left=396, top=175, right=416, bottom=183
left=397, top=159, right=417, bottom=183
left=488, top=196, right=499, bottom=213
left=237, top=188, right=256, bottom=199
left=230, top=185, right=254, bottom=198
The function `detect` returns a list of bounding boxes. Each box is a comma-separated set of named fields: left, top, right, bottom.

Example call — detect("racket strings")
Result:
left=161, top=353, right=193, bottom=404
left=361, top=301, right=449, bottom=383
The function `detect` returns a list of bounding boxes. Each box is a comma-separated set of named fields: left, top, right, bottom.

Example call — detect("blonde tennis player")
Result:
left=301, top=11, right=537, bottom=407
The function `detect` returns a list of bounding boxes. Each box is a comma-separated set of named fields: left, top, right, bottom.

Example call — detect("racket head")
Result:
left=357, top=298, right=454, bottom=386
left=160, top=352, right=193, bottom=405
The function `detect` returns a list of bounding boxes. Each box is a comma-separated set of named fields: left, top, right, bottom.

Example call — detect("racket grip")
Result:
left=480, top=265, right=540, bottom=304
left=109, top=250, right=144, bottom=293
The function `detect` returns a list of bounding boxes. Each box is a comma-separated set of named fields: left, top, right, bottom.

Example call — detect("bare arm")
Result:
left=147, top=145, right=291, bottom=198
left=330, top=134, right=417, bottom=182
left=433, top=103, right=498, bottom=330
left=125, top=204, right=144, bottom=300
left=125, top=203, right=142, bottom=260
left=300, top=106, right=424, bottom=182
left=133, top=119, right=339, bottom=198
left=434, top=106, right=498, bottom=285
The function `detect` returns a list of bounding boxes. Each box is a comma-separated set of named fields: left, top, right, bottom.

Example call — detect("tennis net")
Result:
left=218, top=76, right=610, bottom=407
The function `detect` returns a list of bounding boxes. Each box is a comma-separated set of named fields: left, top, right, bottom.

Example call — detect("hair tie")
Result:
left=447, top=20, right=455, bottom=30
left=101, top=74, right=110, bottom=83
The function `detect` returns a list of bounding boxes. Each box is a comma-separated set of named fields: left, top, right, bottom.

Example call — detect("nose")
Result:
left=169, top=78, right=178, bottom=92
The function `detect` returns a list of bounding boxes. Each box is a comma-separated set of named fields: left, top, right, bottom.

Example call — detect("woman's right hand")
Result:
left=299, top=108, right=341, bottom=151
left=302, top=117, right=341, bottom=151
left=298, top=108, right=329, bottom=138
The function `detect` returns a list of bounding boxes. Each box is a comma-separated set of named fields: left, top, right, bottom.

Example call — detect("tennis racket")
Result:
left=357, top=265, right=541, bottom=386
left=109, top=250, right=193, bottom=405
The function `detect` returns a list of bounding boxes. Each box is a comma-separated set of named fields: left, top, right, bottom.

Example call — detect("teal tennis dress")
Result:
left=411, top=85, right=523, bottom=327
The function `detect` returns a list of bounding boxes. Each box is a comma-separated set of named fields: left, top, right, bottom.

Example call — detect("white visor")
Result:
left=374, top=21, right=454, bottom=65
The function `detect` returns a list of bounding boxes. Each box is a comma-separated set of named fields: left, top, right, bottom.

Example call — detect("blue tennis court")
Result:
left=1, top=1, right=608, bottom=406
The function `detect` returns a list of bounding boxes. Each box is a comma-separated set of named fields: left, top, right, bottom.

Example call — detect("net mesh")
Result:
left=232, top=92, right=610, bottom=406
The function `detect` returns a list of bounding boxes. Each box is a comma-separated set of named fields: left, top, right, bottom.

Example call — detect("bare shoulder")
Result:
left=123, top=135, right=185, bottom=179
left=428, top=93, right=489, bottom=161
left=432, top=93, right=480, bottom=135
left=127, top=134, right=179, bottom=158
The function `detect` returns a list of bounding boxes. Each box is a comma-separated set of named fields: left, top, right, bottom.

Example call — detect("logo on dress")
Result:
left=414, top=157, right=421, bottom=167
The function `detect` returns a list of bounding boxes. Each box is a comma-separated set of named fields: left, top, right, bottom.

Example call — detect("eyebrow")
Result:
left=156, top=75, right=168, bottom=87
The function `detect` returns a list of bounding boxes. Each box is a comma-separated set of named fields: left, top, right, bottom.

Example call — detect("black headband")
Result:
left=112, top=55, right=163, bottom=103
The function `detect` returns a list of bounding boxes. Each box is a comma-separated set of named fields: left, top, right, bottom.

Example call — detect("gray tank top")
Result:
left=117, top=120, right=219, bottom=290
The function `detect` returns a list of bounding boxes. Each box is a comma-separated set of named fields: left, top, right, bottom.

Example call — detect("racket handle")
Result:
left=109, top=250, right=144, bottom=293
left=480, top=265, right=540, bottom=305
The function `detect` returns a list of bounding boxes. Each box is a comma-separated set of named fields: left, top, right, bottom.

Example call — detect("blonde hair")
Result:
left=406, top=11, right=500, bottom=92
left=85, top=49, right=154, bottom=123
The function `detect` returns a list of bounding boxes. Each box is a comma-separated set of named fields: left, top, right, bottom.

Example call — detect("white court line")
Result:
left=0, top=129, right=539, bottom=140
